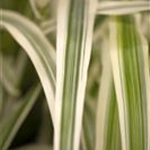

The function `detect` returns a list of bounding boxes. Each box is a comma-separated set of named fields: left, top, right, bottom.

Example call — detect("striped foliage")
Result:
left=0, top=1, right=150, bottom=150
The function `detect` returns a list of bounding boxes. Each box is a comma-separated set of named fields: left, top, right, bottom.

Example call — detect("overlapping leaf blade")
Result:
left=95, top=44, right=121, bottom=150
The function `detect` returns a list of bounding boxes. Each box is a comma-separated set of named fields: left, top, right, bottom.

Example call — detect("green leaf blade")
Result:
left=109, top=16, right=150, bottom=150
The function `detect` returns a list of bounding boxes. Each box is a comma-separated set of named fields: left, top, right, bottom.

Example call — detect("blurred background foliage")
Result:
left=0, top=0, right=55, bottom=149
left=0, top=0, right=149, bottom=150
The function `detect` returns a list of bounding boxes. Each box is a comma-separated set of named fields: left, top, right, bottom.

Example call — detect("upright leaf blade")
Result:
left=109, top=16, right=150, bottom=150
left=55, top=0, right=97, bottom=150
